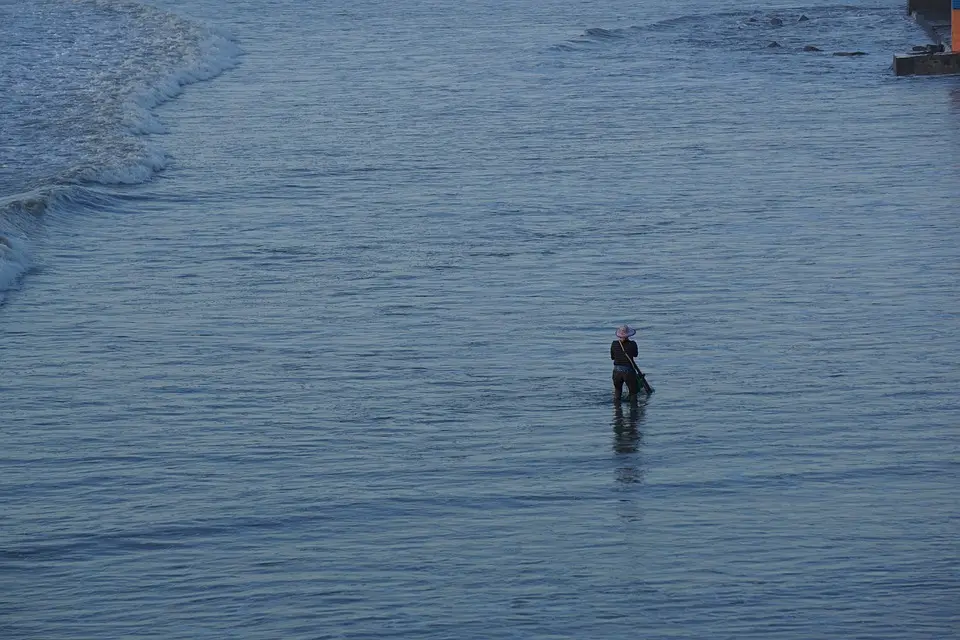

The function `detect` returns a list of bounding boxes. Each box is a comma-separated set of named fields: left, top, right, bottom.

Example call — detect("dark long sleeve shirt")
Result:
left=610, top=339, right=638, bottom=366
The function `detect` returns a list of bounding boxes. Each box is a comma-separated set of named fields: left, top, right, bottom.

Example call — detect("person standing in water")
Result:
left=611, top=324, right=641, bottom=400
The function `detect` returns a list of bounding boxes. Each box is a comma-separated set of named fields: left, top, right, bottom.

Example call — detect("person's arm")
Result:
left=610, top=342, right=616, bottom=361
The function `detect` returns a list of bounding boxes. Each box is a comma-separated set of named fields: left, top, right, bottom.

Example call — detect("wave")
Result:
left=0, top=232, right=31, bottom=305
left=0, top=0, right=243, bottom=304
left=0, top=185, right=128, bottom=304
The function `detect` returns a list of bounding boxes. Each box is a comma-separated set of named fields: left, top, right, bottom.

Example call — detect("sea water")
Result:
left=1, top=0, right=958, bottom=638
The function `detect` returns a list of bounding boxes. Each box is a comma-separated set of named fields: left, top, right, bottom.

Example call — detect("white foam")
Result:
left=92, top=148, right=171, bottom=185
left=123, top=25, right=243, bottom=127
left=109, top=20, right=243, bottom=185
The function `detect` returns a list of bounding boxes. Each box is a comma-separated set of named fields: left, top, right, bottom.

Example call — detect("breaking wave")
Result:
left=0, top=0, right=243, bottom=303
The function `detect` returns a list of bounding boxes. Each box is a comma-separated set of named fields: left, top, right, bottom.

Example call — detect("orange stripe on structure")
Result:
left=954, top=9, right=959, bottom=53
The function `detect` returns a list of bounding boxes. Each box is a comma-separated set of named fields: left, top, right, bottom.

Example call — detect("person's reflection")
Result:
left=612, top=398, right=646, bottom=484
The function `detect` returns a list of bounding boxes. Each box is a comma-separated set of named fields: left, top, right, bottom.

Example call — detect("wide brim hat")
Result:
left=616, top=325, right=636, bottom=339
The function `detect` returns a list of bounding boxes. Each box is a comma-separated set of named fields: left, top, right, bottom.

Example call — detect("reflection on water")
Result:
left=612, top=399, right=646, bottom=484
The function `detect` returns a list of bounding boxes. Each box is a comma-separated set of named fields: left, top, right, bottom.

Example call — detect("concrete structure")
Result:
left=894, top=49, right=960, bottom=74
left=894, top=0, right=960, bottom=75
left=907, top=0, right=952, bottom=46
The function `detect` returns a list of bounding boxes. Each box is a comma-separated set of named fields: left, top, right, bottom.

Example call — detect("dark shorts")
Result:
left=612, top=367, right=638, bottom=396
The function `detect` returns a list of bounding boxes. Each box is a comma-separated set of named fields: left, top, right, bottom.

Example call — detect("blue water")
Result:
left=2, top=1, right=959, bottom=638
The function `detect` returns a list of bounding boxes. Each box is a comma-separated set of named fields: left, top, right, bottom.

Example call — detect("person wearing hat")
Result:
left=611, top=324, right=641, bottom=400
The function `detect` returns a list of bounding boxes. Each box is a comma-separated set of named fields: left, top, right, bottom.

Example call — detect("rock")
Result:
left=833, top=51, right=867, bottom=56
left=798, top=14, right=809, bottom=22
left=770, top=17, right=783, bottom=26
left=908, top=44, right=942, bottom=54
left=768, top=41, right=782, bottom=48
left=802, top=45, right=822, bottom=52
